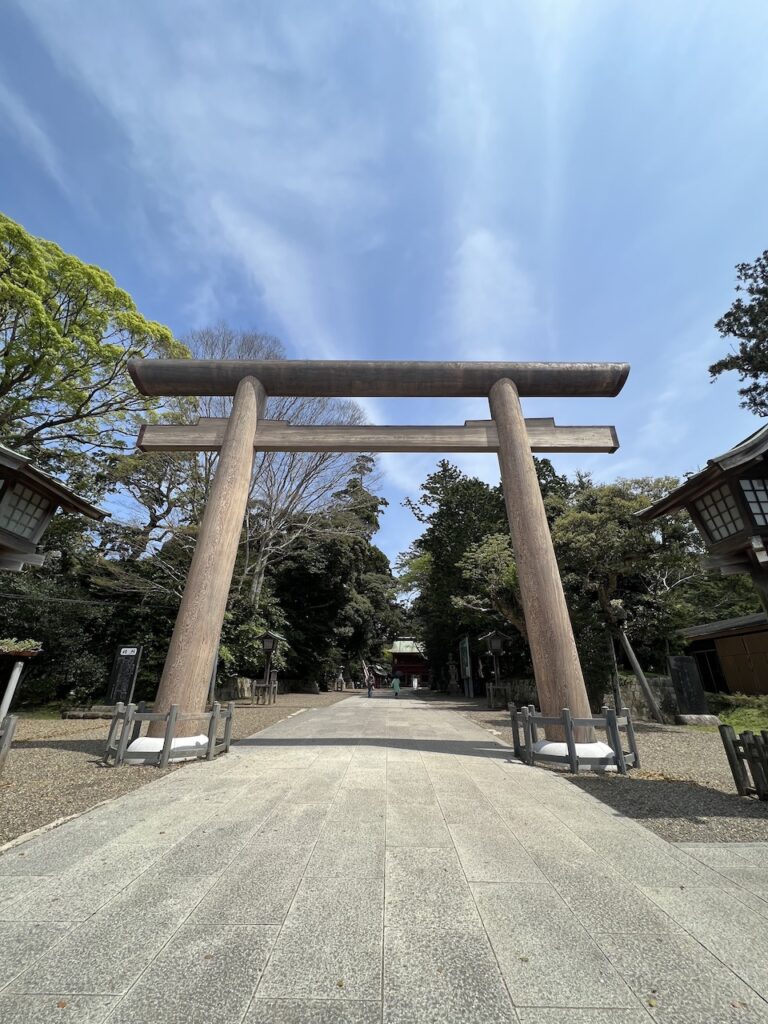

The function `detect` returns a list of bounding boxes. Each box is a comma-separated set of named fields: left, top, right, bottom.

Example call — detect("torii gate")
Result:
left=129, top=359, right=628, bottom=730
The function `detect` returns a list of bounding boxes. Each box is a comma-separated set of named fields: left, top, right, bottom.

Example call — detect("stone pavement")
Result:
left=1, top=694, right=768, bottom=1023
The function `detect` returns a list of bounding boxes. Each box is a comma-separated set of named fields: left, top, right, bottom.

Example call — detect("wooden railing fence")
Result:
left=104, top=701, right=234, bottom=768
left=509, top=703, right=639, bottom=774
left=719, top=725, right=768, bottom=800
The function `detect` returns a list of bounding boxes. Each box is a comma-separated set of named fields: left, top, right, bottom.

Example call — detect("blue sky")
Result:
left=2, top=1, right=768, bottom=563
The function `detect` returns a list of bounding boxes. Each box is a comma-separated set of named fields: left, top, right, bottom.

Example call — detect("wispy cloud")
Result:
left=10, top=0, right=768, bottom=563
left=447, top=228, right=538, bottom=359
left=20, top=1, right=386, bottom=352
left=0, top=77, right=68, bottom=195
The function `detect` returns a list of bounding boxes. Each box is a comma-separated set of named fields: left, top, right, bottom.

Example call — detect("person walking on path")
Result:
left=391, top=672, right=401, bottom=698
left=367, top=675, right=374, bottom=698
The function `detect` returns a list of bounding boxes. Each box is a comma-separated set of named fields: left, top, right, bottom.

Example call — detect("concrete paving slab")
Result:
left=643, top=885, right=768, bottom=998
left=0, top=994, right=117, bottom=1024
left=0, top=922, right=71, bottom=988
left=385, top=846, right=480, bottom=929
left=597, top=926, right=768, bottom=1023
left=724, top=885, right=768, bottom=920
left=0, top=875, right=49, bottom=912
left=551, top=871, right=675, bottom=935
left=2, top=841, right=167, bottom=923
left=325, top=788, right=386, bottom=822
left=386, top=802, right=452, bottom=847
left=516, top=1011, right=650, bottom=1024
left=257, top=803, right=331, bottom=844
left=245, top=999, right=382, bottom=1023
left=712, top=864, right=768, bottom=892
left=105, top=923, right=278, bottom=1024
left=189, top=846, right=313, bottom=925
left=472, top=882, right=636, bottom=1008
left=2, top=694, right=766, bottom=1024
left=153, top=821, right=259, bottom=875
left=0, top=819, right=123, bottom=876
left=257, top=874, right=384, bottom=1000
left=447, top=821, right=546, bottom=882
left=674, top=842, right=758, bottom=868
left=306, top=821, right=385, bottom=877
left=383, top=924, right=518, bottom=1024
left=8, top=873, right=215, bottom=994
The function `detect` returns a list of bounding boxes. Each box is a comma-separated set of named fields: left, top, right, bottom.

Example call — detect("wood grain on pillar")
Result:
left=489, top=378, right=594, bottom=739
left=149, top=376, right=265, bottom=735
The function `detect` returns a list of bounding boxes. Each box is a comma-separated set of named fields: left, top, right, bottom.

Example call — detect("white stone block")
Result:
left=127, top=734, right=209, bottom=764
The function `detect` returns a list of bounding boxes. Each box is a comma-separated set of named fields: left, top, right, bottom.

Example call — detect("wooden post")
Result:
left=159, top=704, right=179, bottom=768
left=115, top=704, right=136, bottom=767
left=623, top=706, right=640, bottom=769
left=606, top=707, right=627, bottom=774
left=489, top=378, right=594, bottom=740
left=207, top=702, right=220, bottom=760
left=150, top=376, right=265, bottom=735
left=562, top=708, right=578, bottom=773
left=616, top=627, right=664, bottom=724
left=224, top=701, right=235, bottom=752
left=606, top=633, right=623, bottom=710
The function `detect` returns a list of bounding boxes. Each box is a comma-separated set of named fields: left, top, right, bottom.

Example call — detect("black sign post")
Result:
left=107, top=645, right=143, bottom=705
left=667, top=655, right=709, bottom=715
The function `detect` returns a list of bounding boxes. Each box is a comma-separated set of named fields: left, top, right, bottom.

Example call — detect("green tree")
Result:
left=0, top=212, right=187, bottom=484
left=272, top=469, right=402, bottom=684
left=402, top=464, right=759, bottom=705
left=710, top=250, right=768, bottom=415
left=398, top=461, right=507, bottom=685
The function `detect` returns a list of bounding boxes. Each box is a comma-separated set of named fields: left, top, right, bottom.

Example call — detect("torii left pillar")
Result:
left=489, top=378, right=594, bottom=740
left=149, top=375, right=265, bottom=736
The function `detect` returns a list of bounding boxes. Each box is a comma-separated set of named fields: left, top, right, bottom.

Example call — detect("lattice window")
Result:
left=694, top=485, right=743, bottom=542
left=740, top=478, right=768, bottom=527
left=0, top=483, right=51, bottom=540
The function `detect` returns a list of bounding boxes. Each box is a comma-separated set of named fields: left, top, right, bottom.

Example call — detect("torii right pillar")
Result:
left=489, top=378, right=594, bottom=735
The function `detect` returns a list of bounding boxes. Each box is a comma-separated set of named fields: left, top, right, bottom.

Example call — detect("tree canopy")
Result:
left=710, top=250, right=768, bottom=416
left=399, top=462, right=758, bottom=704
left=0, top=212, right=188, bottom=486
left=0, top=219, right=399, bottom=702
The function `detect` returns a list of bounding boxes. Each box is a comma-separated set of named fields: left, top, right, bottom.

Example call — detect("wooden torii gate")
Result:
left=129, top=359, right=628, bottom=729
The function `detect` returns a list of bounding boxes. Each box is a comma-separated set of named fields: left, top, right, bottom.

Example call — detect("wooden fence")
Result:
left=509, top=703, right=639, bottom=774
left=104, top=701, right=234, bottom=768
left=719, top=725, right=768, bottom=800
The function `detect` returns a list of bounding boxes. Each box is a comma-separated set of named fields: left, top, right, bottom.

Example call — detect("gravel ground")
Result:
left=0, top=691, right=351, bottom=847
left=448, top=697, right=768, bottom=843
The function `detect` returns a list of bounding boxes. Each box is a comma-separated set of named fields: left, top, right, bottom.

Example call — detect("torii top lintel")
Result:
left=127, top=359, right=630, bottom=399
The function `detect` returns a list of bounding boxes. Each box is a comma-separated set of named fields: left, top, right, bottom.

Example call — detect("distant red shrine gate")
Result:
left=129, top=359, right=628, bottom=734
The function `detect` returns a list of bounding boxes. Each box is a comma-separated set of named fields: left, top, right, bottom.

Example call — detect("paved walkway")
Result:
left=2, top=694, right=768, bottom=1023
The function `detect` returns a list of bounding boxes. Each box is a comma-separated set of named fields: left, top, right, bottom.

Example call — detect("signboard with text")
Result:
left=107, top=645, right=143, bottom=705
